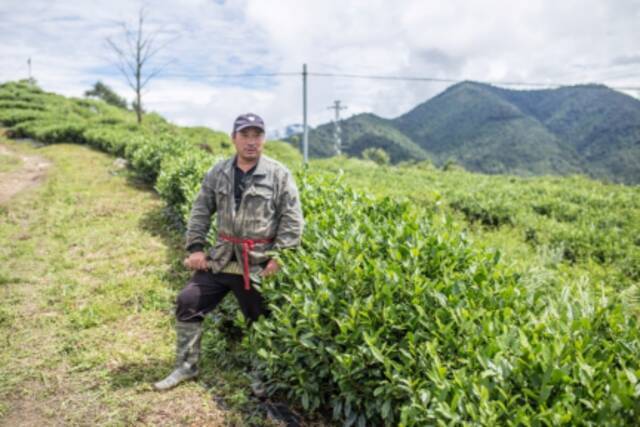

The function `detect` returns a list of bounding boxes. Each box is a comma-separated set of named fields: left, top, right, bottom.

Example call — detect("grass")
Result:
left=0, top=137, right=269, bottom=426
left=0, top=152, right=22, bottom=172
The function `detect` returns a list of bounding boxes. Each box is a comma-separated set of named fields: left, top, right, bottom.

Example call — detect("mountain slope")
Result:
left=482, top=83, right=640, bottom=182
left=395, top=81, right=584, bottom=175
left=291, top=81, right=640, bottom=183
left=305, top=113, right=429, bottom=162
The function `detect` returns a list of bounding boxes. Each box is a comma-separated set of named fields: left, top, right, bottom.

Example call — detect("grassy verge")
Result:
left=0, top=137, right=258, bottom=426
left=0, top=152, right=22, bottom=173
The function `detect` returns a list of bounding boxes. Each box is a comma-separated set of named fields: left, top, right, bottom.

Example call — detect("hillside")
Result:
left=0, top=81, right=302, bottom=170
left=484, top=83, right=640, bottom=183
left=396, top=82, right=585, bottom=175
left=293, top=81, right=640, bottom=183
left=302, top=113, right=429, bottom=162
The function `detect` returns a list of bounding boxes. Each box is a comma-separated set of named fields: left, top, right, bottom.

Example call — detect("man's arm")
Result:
left=261, top=170, right=303, bottom=277
left=184, top=167, right=217, bottom=269
left=273, top=170, right=304, bottom=250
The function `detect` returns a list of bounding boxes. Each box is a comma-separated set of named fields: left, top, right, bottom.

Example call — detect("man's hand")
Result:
left=261, top=258, right=280, bottom=277
left=183, top=251, right=209, bottom=271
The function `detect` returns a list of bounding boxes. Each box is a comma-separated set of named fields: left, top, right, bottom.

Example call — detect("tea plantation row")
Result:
left=313, top=157, right=640, bottom=290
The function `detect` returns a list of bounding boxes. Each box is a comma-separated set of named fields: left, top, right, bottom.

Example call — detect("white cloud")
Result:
left=1, top=0, right=639, bottom=134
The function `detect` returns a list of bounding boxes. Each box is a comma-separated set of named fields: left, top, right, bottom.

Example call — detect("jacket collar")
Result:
left=222, top=155, right=267, bottom=180
left=252, top=155, right=268, bottom=177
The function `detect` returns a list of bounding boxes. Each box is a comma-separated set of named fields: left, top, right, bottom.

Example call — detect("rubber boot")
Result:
left=154, top=321, right=203, bottom=391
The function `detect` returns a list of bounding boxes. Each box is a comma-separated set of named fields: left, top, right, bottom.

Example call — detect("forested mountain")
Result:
left=293, top=82, right=640, bottom=183
left=305, top=113, right=429, bottom=162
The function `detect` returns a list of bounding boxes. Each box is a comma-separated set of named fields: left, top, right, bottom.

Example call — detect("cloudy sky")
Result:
left=1, top=0, right=639, bottom=135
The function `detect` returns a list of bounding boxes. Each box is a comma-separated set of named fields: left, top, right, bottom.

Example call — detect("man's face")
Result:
left=232, top=127, right=265, bottom=162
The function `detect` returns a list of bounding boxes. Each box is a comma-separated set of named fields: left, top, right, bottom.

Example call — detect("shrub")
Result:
left=124, top=135, right=191, bottom=183
left=249, top=174, right=640, bottom=426
left=449, top=195, right=516, bottom=228
left=362, top=147, right=390, bottom=166
left=156, top=150, right=220, bottom=224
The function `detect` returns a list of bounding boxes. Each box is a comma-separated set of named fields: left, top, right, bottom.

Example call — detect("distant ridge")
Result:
left=290, top=82, right=640, bottom=184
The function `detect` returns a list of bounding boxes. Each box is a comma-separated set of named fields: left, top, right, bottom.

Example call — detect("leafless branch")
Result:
left=104, top=7, right=173, bottom=124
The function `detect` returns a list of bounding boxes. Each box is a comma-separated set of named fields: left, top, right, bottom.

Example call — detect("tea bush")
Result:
left=156, top=150, right=220, bottom=224
left=248, top=174, right=640, bottom=425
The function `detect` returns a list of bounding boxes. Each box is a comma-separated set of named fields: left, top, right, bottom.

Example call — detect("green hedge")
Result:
left=249, top=174, right=640, bottom=425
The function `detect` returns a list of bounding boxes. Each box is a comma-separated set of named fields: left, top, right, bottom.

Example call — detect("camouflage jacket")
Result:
left=185, top=155, right=304, bottom=280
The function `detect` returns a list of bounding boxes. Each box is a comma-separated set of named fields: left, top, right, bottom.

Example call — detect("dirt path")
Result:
left=0, top=143, right=51, bottom=205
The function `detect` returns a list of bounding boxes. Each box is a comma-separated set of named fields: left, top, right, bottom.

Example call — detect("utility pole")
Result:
left=27, top=57, right=32, bottom=80
left=327, top=100, right=347, bottom=155
left=302, top=63, right=308, bottom=165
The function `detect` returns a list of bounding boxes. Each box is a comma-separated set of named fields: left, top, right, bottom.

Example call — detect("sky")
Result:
left=1, top=0, right=639, bottom=136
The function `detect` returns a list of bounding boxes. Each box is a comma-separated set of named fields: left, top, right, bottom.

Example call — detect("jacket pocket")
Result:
left=214, top=183, right=231, bottom=218
left=242, top=183, right=277, bottom=236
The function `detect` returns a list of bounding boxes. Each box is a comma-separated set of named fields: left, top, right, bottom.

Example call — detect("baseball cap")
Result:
left=233, top=113, right=265, bottom=133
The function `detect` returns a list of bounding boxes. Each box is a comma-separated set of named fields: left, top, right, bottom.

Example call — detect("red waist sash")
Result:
left=219, top=234, right=274, bottom=290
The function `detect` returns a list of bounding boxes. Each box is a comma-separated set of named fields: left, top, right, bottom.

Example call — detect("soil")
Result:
left=0, top=143, right=51, bottom=205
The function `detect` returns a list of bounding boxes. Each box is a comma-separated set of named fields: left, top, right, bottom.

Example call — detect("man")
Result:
left=154, top=113, right=304, bottom=391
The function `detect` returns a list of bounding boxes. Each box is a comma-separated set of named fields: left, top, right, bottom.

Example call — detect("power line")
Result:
left=308, top=71, right=640, bottom=91
left=161, top=71, right=300, bottom=79
left=156, top=69, right=640, bottom=91
left=312, top=72, right=458, bottom=84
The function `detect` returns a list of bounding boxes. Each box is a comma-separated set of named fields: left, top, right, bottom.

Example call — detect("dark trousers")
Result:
left=176, top=270, right=269, bottom=323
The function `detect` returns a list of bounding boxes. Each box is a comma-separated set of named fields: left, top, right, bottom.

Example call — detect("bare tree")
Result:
left=106, top=8, right=170, bottom=124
